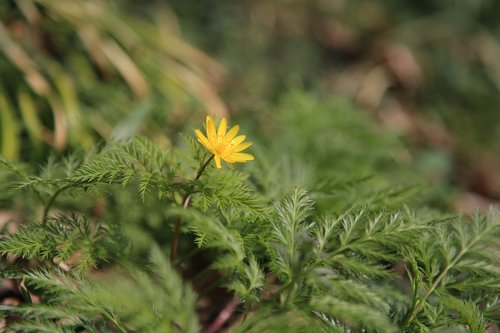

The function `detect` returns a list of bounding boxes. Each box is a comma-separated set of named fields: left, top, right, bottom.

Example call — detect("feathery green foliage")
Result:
left=194, top=168, right=266, bottom=219
left=70, top=137, right=177, bottom=200
left=0, top=214, right=113, bottom=272
left=0, top=92, right=498, bottom=332
left=1, top=246, right=197, bottom=333
left=403, top=211, right=500, bottom=331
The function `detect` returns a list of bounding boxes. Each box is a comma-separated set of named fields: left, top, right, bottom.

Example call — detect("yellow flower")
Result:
left=195, top=115, right=254, bottom=169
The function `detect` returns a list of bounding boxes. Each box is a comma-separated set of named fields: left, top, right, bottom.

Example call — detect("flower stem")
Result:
left=170, top=154, right=214, bottom=263
left=42, top=184, right=73, bottom=224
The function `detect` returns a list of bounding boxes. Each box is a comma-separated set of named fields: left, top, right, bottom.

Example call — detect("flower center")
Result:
left=214, top=141, right=226, bottom=155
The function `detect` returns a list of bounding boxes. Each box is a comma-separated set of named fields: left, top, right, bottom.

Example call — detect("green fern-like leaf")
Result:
left=193, top=168, right=266, bottom=219
left=403, top=211, right=500, bottom=330
left=0, top=214, right=112, bottom=272
left=268, top=187, right=314, bottom=283
left=311, top=296, right=397, bottom=333
left=71, top=137, right=176, bottom=200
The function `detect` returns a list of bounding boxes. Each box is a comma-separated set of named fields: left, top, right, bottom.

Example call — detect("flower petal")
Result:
left=233, top=141, right=252, bottom=152
left=231, top=135, right=246, bottom=146
left=224, top=125, right=240, bottom=142
left=214, top=154, right=222, bottom=169
left=195, top=129, right=211, bottom=149
left=218, top=118, right=227, bottom=137
left=206, top=115, right=216, bottom=140
left=229, top=153, right=254, bottom=162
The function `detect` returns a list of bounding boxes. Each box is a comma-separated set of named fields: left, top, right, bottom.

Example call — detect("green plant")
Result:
left=1, top=93, right=498, bottom=332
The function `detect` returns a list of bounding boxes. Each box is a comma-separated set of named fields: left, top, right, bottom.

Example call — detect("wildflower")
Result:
left=195, top=115, right=254, bottom=168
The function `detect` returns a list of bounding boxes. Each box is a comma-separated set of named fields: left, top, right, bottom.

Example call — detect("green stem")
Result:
left=170, top=155, right=214, bottom=263
left=403, top=261, right=456, bottom=327
left=282, top=282, right=295, bottom=309
left=86, top=299, right=127, bottom=333
left=102, top=309, right=128, bottom=333
left=42, top=184, right=73, bottom=224
left=407, top=261, right=420, bottom=324
left=175, top=246, right=204, bottom=266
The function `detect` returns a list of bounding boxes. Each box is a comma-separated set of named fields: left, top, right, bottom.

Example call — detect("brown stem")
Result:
left=203, top=298, right=240, bottom=333
left=170, top=155, right=214, bottom=262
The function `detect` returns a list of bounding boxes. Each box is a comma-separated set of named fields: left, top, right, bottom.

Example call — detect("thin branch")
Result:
left=170, top=155, right=214, bottom=262
left=203, top=298, right=240, bottom=333
left=42, top=184, right=73, bottom=224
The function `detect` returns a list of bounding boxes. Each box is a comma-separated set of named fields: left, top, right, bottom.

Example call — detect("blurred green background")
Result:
left=1, top=0, right=500, bottom=211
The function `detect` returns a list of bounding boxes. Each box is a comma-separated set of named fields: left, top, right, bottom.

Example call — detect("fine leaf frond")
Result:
left=311, top=296, right=397, bottom=333
left=268, top=187, right=314, bottom=282
left=71, top=137, right=176, bottom=200
left=168, top=207, right=245, bottom=267
left=403, top=211, right=500, bottom=329
left=232, top=307, right=320, bottom=333
left=4, top=304, right=82, bottom=322
left=11, top=246, right=199, bottom=333
left=9, top=321, right=77, bottom=333
left=0, top=214, right=113, bottom=272
left=226, top=256, right=264, bottom=304
left=92, top=245, right=199, bottom=333
left=193, top=168, right=267, bottom=219
left=311, top=276, right=390, bottom=312
left=314, top=209, right=428, bottom=279
left=441, top=295, right=488, bottom=333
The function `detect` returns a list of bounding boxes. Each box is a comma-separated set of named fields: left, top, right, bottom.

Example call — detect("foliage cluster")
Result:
left=0, top=92, right=499, bottom=332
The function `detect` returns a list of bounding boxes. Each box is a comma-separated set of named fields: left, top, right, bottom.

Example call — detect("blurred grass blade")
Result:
left=166, top=61, right=229, bottom=118
left=0, top=94, right=20, bottom=160
left=53, top=68, right=94, bottom=150
left=46, top=95, right=67, bottom=151
left=77, top=24, right=112, bottom=76
left=17, top=90, right=45, bottom=148
left=0, top=22, right=50, bottom=96
left=100, top=39, right=150, bottom=97
left=16, top=0, right=42, bottom=25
